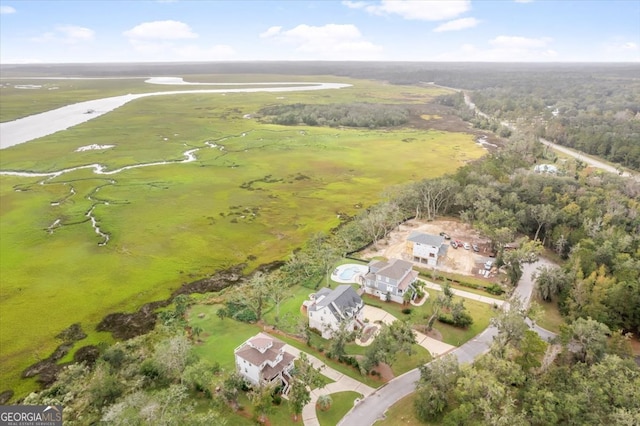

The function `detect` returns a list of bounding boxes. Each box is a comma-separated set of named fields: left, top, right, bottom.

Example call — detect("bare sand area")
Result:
left=0, top=78, right=351, bottom=149
left=358, top=218, right=494, bottom=277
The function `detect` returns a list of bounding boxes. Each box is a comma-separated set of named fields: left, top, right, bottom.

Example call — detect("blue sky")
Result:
left=0, top=0, right=638, bottom=63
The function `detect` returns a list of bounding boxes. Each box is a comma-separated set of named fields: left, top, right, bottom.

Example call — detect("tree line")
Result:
left=258, top=102, right=409, bottom=128
left=415, top=300, right=639, bottom=424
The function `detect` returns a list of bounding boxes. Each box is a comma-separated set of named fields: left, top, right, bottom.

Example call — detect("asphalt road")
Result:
left=338, top=259, right=554, bottom=426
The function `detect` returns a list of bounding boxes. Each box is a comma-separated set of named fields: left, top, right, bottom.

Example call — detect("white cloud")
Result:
left=600, top=40, right=640, bottom=61
left=349, top=0, right=471, bottom=21
left=342, top=0, right=368, bottom=9
left=123, top=20, right=197, bottom=40
left=31, top=25, right=95, bottom=44
left=490, top=35, right=552, bottom=49
left=126, top=39, right=235, bottom=60
left=260, top=26, right=282, bottom=38
left=260, top=23, right=383, bottom=60
left=433, top=17, right=479, bottom=32
left=122, top=20, right=239, bottom=61
left=57, top=25, right=95, bottom=42
left=435, top=37, right=558, bottom=61
left=0, top=5, right=16, bottom=14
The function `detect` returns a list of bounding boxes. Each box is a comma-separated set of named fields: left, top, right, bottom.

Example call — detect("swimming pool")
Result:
left=335, top=264, right=368, bottom=281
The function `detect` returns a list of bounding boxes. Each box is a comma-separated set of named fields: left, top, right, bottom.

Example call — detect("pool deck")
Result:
left=332, top=264, right=368, bottom=284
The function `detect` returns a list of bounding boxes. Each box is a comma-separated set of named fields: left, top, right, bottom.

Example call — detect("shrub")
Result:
left=272, top=393, right=282, bottom=406
left=140, top=359, right=164, bottom=382
left=485, top=284, right=505, bottom=295
left=401, top=308, right=412, bottom=315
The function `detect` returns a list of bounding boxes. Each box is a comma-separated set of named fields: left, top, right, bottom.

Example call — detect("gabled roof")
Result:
left=309, top=284, right=362, bottom=320
left=370, top=258, right=414, bottom=281
left=407, top=231, right=444, bottom=247
left=261, top=351, right=295, bottom=381
left=235, top=333, right=287, bottom=366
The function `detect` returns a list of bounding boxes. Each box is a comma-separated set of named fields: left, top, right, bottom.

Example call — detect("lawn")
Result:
left=532, top=295, right=566, bottom=334
left=376, top=393, right=432, bottom=426
left=0, top=75, right=485, bottom=399
left=316, top=391, right=363, bottom=426
left=187, top=304, right=263, bottom=372
left=362, top=289, right=497, bottom=347
left=272, top=333, right=380, bottom=388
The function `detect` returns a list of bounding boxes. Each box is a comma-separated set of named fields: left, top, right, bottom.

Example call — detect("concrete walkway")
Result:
left=338, top=259, right=556, bottom=426
left=283, top=344, right=375, bottom=426
left=360, top=305, right=456, bottom=357
left=294, top=275, right=505, bottom=424
left=419, top=279, right=506, bottom=307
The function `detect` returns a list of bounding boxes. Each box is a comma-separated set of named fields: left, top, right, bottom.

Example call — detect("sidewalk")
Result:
left=419, top=279, right=506, bottom=307
left=360, top=305, right=456, bottom=357
left=283, top=344, right=375, bottom=426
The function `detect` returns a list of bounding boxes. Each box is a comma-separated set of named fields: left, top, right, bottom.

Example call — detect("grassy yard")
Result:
left=187, top=304, right=263, bottom=372
left=317, top=391, right=362, bottom=426
left=272, top=333, right=381, bottom=388
left=416, top=268, right=507, bottom=300
left=532, top=295, right=566, bottom=334
left=362, top=288, right=498, bottom=347
left=377, top=393, right=432, bottom=426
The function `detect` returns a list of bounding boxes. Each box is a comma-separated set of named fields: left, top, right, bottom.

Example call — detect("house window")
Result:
left=429, top=253, right=435, bottom=258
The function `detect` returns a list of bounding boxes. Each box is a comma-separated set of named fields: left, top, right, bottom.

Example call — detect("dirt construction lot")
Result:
left=358, top=218, right=495, bottom=277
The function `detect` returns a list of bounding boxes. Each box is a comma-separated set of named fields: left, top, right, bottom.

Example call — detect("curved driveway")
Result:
left=338, top=259, right=555, bottom=426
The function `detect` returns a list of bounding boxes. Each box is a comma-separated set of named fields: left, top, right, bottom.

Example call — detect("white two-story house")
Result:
left=306, top=284, right=364, bottom=339
left=406, top=232, right=444, bottom=267
left=363, top=258, right=419, bottom=304
left=234, top=333, right=295, bottom=393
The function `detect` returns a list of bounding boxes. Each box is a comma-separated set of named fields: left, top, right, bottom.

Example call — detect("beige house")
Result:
left=406, top=232, right=445, bottom=267
left=234, top=333, right=295, bottom=393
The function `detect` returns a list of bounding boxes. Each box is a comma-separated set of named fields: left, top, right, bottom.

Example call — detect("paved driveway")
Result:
left=338, top=259, right=557, bottom=426
left=283, top=345, right=375, bottom=426
left=361, top=305, right=456, bottom=357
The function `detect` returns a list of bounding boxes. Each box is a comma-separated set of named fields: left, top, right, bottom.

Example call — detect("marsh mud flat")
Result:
left=13, top=260, right=283, bottom=403
left=0, top=78, right=351, bottom=149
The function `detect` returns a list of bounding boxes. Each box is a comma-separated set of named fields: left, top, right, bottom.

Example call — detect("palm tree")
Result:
left=316, top=394, right=332, bottom=411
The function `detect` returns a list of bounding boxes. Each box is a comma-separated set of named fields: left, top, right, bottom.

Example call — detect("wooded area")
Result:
left=259, top=103, right=409, bottom=128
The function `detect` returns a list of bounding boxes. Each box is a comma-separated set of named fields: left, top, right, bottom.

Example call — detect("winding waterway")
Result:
left=0, top=77, right=351, bottom=245
left=0, top=78, right=351, bottom=149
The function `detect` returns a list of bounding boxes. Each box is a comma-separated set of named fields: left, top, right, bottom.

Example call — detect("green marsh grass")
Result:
left=0, top=76, right=484, bottom=398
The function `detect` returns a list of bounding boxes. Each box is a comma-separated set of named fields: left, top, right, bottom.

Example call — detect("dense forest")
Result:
left=258, top=103, right=408, bottom=128
left=415, top=311, right=640, bottom=425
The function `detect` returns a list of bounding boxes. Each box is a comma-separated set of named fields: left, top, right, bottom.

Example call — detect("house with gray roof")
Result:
left=234, top=333, right=295, bottom=393
left=306, top=284, right=364, bottom=339
left=406, top=231, right=445, bottom=266
left=363, top=258, right=419, bottom=303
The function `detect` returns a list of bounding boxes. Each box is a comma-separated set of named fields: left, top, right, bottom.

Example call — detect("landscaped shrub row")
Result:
left=417, top=270, right=504, bottom=296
